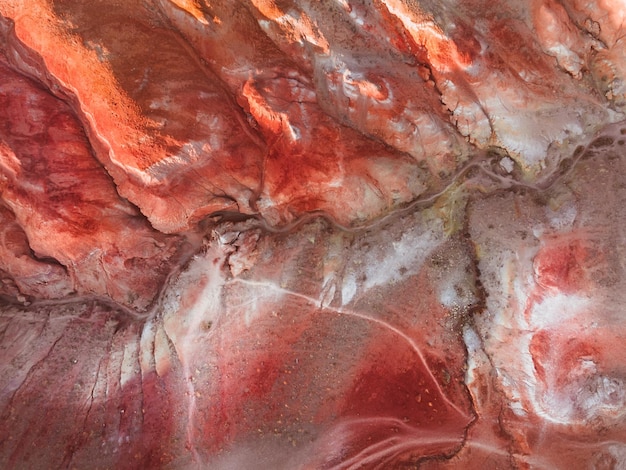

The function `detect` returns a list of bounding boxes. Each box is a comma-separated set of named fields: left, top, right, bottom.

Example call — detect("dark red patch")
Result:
left=530, top=329, right=601, bottom=389
left=533, top=239, right=587, bottom=293
left=450, top=20, right=482, bottom=64
left=335, top=327, right=471, bottom=465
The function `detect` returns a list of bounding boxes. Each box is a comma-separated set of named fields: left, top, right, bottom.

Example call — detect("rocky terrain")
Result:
left=1, top=0, right=626, bottom=468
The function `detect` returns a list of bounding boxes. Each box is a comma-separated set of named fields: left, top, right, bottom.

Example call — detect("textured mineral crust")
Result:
left=1, top=0, right=626, bottom=468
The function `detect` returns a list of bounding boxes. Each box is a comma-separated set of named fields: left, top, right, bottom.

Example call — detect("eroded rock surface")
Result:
left=1, top=0, right=626, bottom=468
left=2, top=213, right=482, bottom=468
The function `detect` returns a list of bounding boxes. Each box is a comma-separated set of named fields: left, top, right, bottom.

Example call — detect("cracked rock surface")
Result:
left=1, top=0, right=626, bottom=468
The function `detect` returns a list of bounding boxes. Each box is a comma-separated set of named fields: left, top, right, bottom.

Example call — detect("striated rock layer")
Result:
left=1, top=0, right=626, bottom=468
